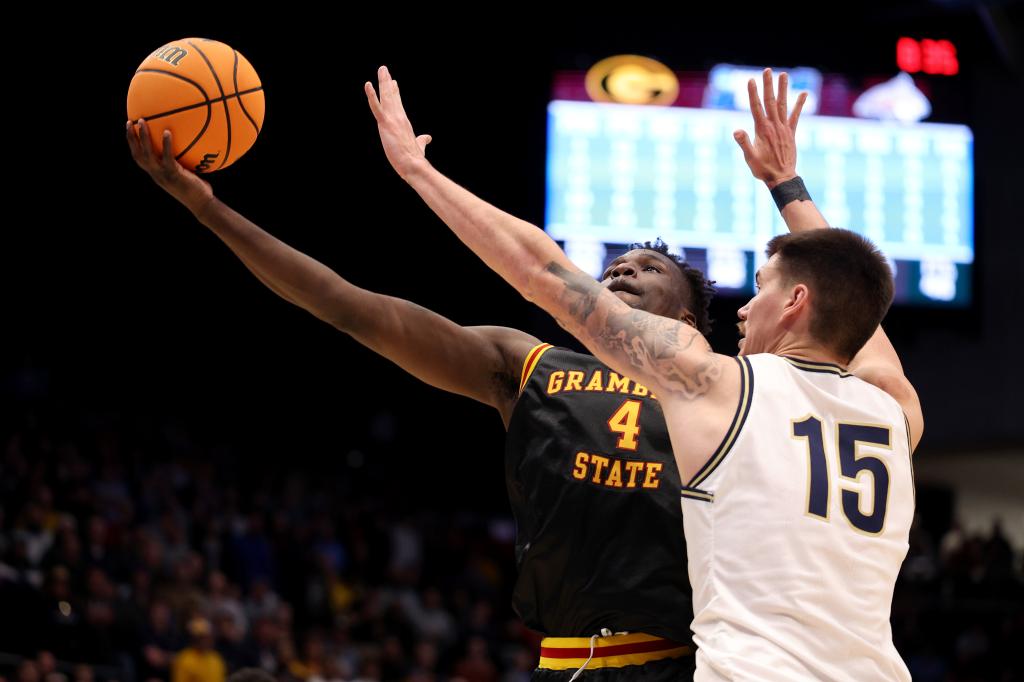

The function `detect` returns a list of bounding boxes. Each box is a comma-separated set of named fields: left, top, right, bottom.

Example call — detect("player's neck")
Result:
left=769, top=337, right=848, bottom=369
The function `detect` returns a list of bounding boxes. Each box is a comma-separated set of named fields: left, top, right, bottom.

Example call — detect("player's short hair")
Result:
left=765, top=229, right=894, bottom=362
left=628, top=239, right=716, bottom=335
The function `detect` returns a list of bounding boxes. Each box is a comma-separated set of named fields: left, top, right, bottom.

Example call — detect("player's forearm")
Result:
left=400, top=160, right=718, bottom=399
left=402, top=159, right=573, bottom=304
left=543, top=260, right=721, bottom=401
left=393, top=155, right=725, bottom=404
left=397, top=159, right=712, bottom=395
left=780, top=198, right=829, bottom=232
left=192, top=197, right=373, bottom=331
left=767, top=176, right=829, bottom=233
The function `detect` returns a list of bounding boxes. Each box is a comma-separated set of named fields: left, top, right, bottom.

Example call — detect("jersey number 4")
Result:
left=608, top=399, right=642, bottom=451
left=792, top=416, right=892, bottom=535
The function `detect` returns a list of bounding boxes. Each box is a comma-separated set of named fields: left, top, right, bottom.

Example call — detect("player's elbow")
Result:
left=876, top=371, right=914, bottom=403
left=319, top=285, right=380, bottom=339
left=519, top=264, right=551, bottom=306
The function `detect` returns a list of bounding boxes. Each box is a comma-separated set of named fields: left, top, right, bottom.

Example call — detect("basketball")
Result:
left=127, top=38, right=265, bottom=173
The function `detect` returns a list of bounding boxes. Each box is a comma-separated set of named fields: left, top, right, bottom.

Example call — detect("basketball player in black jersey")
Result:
left=129, top=69, right=810, bottom=680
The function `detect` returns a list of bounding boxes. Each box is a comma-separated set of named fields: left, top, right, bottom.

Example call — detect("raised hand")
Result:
left=364, top=66, right=433, bottom=180
left=733, top=68, right=808, bottom=188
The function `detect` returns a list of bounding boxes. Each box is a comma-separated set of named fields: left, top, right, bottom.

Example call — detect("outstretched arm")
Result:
left=733, top=73, right=923, bottom=449
left=734, top=68, right=827, bottom=232
left=126, top=119, right=538, bottom=423
left=364, top=67, right=733, bottom=409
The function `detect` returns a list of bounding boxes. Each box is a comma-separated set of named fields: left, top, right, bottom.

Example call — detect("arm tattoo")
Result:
left=545, top=262, right=720, bottom=399
left=554, top=263, right=601, bottom=322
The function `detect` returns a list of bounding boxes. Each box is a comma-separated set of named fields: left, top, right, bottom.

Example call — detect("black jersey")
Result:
left=504, top=344, right=693, bottom=642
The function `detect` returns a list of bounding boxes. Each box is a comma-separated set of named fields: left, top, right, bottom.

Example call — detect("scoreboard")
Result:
left=546, top=100, right=973, bottom=305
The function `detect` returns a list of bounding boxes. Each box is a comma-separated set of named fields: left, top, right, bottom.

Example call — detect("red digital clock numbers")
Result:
left=897, top=37, right=959, bottom=76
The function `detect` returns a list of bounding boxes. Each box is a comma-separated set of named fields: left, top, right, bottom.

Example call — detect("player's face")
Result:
left=599, top=250, right=696, bottom=327
left=736, top=255, right=789, bottom=356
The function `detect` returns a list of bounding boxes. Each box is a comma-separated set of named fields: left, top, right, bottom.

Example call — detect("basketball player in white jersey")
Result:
left=366, top=66, right=922, bottom=680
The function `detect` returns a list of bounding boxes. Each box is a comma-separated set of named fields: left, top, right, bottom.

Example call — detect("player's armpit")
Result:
left=466, top=325, right=545, bottom=420
left=852, top=362, right=924, bottom=452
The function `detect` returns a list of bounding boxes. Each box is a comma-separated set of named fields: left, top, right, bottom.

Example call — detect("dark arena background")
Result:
left=5, top=6, right=1024, bottom=682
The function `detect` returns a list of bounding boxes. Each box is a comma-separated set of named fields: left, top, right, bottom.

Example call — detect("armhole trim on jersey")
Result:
left=902, top=411, right=914, bottom=456
left=904, top=411, right=916, bottom=506
left=680, top=486, right=714, bottom=503
left=519, top=343, right=554, bottom=394
left=685, top=356, right=754, bottom=489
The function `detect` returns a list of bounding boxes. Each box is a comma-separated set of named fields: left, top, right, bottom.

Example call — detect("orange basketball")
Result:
left=127, top=38, right=265, bottom=173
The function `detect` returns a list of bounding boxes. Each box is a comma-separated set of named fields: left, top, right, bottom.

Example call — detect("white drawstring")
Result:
left=567, top=628, right=613, bottom=681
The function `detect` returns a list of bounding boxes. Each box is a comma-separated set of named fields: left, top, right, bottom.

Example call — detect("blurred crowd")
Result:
left=1, top=396, right=1021, bottom=682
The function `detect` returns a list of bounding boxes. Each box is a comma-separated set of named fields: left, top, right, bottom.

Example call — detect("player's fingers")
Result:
left=137, top=119, right=153, bottom=163
left=364, top=82, right=383, bottom=120
left=789, top=92, right=808, bottom=131
left=733, top=130, right=756, bottom=162
left=126, top=121, right=141, bottom=159
left=162, top=130, right=175, bottom=170
left=391, top=79, right=403, bottom=109
left=777, top=72, right=789, bottom=121
left=762, top=68, right=777, bottom=122
left=378, top=65, right=391, bottom=102
left=417, top=134, right=432, bottom=153
left=747, top=79, right=765, bottom=126
left=390, top=80, right=411, bottom=123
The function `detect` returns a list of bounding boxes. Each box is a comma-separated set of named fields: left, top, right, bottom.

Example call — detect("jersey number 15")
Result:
left=792, top=416, right=892, bottom=535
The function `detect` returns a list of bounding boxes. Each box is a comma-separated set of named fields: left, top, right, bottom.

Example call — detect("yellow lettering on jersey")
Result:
left=565, top=371, right=585, bottom=391
left=572, top=452, right=589, bottom=479
left=642, top=462, right=663, bottom=489
left=624, top=461, right=645, bottom=487
left=606, top=460, right=624, bottom=488
left=608, top=399, right=642, bottom=451
left=568, top=451, right=661, bottom=489
left=538, top=367, right=660, bottom=401
left=607, top=373, right=630, bottom=393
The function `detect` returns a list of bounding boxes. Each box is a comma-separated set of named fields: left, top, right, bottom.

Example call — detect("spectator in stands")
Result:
left=171, top=618, right=225, bottom=682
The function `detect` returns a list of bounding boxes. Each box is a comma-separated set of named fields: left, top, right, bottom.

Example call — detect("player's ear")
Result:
left=679, top=309, right=697, bottom=329
left=781, top=283, right=810, bottom=321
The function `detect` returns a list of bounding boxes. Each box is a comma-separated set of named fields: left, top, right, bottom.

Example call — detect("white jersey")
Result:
left=680, top=354, right=914, bottom=681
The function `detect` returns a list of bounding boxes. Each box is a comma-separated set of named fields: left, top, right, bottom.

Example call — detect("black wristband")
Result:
left=770, top=176, right=811, bottom=212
